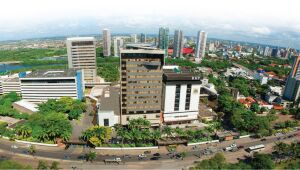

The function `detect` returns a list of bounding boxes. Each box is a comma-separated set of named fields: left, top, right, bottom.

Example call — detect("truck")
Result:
left=104, top=157, right=123, bottom=164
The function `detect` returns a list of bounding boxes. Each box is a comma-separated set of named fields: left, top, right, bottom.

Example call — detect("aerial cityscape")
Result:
left=0, top=0, right=300, bottom=169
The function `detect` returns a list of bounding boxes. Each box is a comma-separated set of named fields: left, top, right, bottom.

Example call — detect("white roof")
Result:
left=66, top=37, right=95, bottom=41
left=14, top=100, right=39, bottom=112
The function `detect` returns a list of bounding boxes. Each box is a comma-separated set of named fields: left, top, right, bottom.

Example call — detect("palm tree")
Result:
left=85, top=151, right=97, bottom=162
left=186, top=129, right=196, bottom=141
left=28, top=145, right=36, bottom=156
left=163, top=127, right=173, bottom=138
left=175, top=127, right=185, bottom=138
left=151, top=129, right=162, bottom=141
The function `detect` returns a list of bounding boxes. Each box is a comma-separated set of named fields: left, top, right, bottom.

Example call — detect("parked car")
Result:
left=144, top=151, right=151, bottom=154
left=138, top=154, right=147, bottom=160
left=237, top=145, right=244, bottom=149
left=260, top=138, right=267, bottom=141
left=153, top=153, right=160, bottom=157
left=150, top=156, right=161, bottom=160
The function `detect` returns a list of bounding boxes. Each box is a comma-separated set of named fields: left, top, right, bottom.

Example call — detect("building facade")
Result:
left=283, top=56, right=300, bottom=102
left=2, top=77, right=21, bottom=94
left=140, top=33, right=146, bottom=43
left=113, top=37, right=124, bottom=57
left=120, top=49, right=164, bottom=125
left=19, top=69, right=83, bottom=104
left=66, top=37, right=97, bottom=83
left=195, top=31, right=207, bottom=63
left=158, top=27, right=169, bottom=56
left=102, top=29, right=111, bottom=57
left=162, top=68, right=201, bottom=125
left=131, top=34, right=137, bottom=43
left=173, top=30, right=183, bottom=58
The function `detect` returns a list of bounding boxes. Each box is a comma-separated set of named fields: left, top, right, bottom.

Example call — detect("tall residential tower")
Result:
left=195, top=31, right=207, bottom=63
left=113, top=37, right=124, bottom=57
left=103, top=29, right=111, bottom=57
left=283, top=56, right=300, bottom=102
left=158, top=27, right=169, bottom=56
left=173, top=30, right=183, bottom=58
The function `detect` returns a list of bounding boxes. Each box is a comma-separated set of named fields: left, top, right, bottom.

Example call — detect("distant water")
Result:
left=0, top=64, right=32, bottom=73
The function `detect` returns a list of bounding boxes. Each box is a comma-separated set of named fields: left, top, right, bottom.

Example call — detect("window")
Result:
left=185, top=84, right=191, bottom=110
left=174, top=84, right=181, bottom=111
left=104, top=119, right=109, bottom=126
left=126, top=116, right=130, bottom=121
left=144, top=115, right=147, bottom=119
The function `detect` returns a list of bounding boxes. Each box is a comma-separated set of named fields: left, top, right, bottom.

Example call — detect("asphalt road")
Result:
left=1, top=130, right=299, bottom=165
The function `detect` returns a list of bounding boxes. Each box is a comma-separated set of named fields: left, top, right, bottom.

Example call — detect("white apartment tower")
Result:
left=195, top=31, right=207, bottom=63
left=131, top=34, right=137, bottom=43
left=113, top=37, right=124, bottom=57
left=103, top=29, right=111, bottom=57
left=66, top=37, right=97, bottom=83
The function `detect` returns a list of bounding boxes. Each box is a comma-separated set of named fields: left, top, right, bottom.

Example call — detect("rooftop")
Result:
left=125, top=43, right=158, bottom=50
left=121, top=49, right=164, bottom=54
left=99, top=86, right=120, bottom=116
left=163, top=67, right=201, bottom=81
left=66, top=37, right=95, bottom=41
left=20, top=69, right=78, bottom=79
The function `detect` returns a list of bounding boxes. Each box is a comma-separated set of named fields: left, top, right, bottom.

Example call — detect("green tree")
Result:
left=85, top=151, right=97, bottom=162
left=50, top=161, right=59, bottom=170
left=163, top=127, right=173, bottom=138
left=250, top=103, right=260, bottom=113
left=37, top=160, right=48, bottom=170
left=250, top=153, right=275, bottom=169
left=191, top=153, right=227, bottom=170
left=81, top=126, right=112, bottom=147
left=28, top=145, right=36, bottom=156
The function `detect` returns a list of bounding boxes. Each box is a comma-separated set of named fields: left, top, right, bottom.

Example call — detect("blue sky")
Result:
left=1, top=0, right=300, bottom=48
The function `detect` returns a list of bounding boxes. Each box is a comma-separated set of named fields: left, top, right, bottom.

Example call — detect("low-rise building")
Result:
left=162, top=67, right=201, bottom=125
left=97, top=86, right=120, bottom=127
left=2, top=77, right=21, bottom=95
left=19, top=69, right=84, bottom=103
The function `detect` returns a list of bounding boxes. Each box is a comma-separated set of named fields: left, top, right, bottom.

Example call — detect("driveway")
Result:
left=69, top=98, right=94, bottom=142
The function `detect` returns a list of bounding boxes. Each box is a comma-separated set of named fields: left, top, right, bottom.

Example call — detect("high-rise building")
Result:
left=264, top=46, right=270, bottom=56
left=195, top=31, right=207, bottom=62
left=113, top=37, right=124, bottom=57
left=120, top=49, right=164, bottom=125
left=140, top=33, right=146, bottom=43
left=66, top=37, right=97, bottom=83
left=173, top=30, right=183, bottom=58
left=271, top=48, right=279, bottom=57
left=208, top=42, right=216, bottom=52
left=19, top=69, right=84, bottom=104
left=131, top=34, right=137, bottom=43
left=283, top=56, right=300, bottom=102
left=158, top=27, right=169, bottom=54
left=103, top=29, right=111, bottom=57
left=162, top=67, right=201, bottom=125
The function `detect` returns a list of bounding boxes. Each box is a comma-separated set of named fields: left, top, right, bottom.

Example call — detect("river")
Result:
left=0, top=64, right=32, bottom=73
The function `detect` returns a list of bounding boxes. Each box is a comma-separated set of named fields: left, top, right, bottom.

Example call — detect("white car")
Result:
left=138, top=154, right=147, bottom=159
left=11, top=145, right=18, bottom=149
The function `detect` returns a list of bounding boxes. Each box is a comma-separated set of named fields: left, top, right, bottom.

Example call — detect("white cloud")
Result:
left=251, top=26, right=271, bottom=35
left=1, top=0, right=300, bottom=48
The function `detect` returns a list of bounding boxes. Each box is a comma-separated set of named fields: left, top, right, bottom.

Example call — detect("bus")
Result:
left=246, top=144, right=265, bottom=152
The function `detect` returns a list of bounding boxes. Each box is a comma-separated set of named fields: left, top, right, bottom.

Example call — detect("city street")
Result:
left=1, top=130, right=299, bottom=169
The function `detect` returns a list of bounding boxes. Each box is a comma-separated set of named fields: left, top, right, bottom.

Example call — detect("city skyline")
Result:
left=1, top=0, right=300, bottom=48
